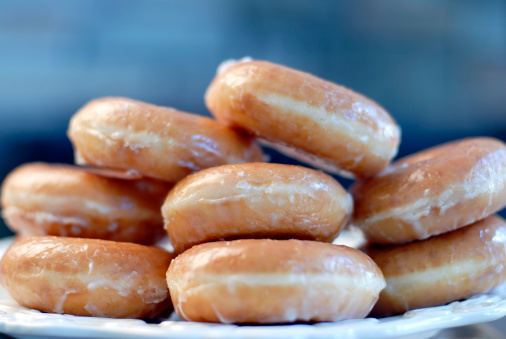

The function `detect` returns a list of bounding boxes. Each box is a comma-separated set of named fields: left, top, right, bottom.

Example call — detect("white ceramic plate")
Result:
left=0, top=234, right=505, bottom=339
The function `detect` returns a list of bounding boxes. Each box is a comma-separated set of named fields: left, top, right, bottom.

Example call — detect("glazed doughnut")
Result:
left=67, top=97, right=264, bottom=183
left=1, top=163, right=171, bottom=245
left=0, top=236, right=175, bottom=319
left=166, top=239, right=385, bottom=323
left=162, top=163, right=353, bottom=254
left=351, top=137, right=506, bottom=245
left=205, top=59, right=400, bottom=178
left=367, top=215, right=506, bottom=317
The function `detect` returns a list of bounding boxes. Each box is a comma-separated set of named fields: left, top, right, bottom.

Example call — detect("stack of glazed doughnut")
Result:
left=0, top=96, right=266, bottom=319
left=0, top=57, right=505, bottom=325
left=351, top=137, right=506, bottom=316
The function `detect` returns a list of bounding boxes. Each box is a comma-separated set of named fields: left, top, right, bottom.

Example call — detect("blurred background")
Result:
left=1, top=1, right=506, bottom=335
left=1, top=0, right=506, bottom=236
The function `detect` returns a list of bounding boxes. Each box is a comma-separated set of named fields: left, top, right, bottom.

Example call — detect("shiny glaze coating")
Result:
left=1, top=163, right=171, bottom=245
left=167, top=239, right=385, bottom=323
left=67, top=97, right=264, bottom=183
left=205, top=60, right=400, bottom=178
left=0, top=236, right=175, bottom=318
left=367, top=215, right=506, bottom=317
left=162, top=163, right=353, bottom=254
left=351, top=137, right=506, bottom=245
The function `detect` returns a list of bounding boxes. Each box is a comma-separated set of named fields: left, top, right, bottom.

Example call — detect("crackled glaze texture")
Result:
left=166, top=239, right=385, bottom=324
left=1, top=163, right=171, bottom=245
left=0, top=236, right=175, bottom=319
left=67, top=97, right=264, bottom=183
left=367, top=215, right=506, bottom=317
left=162, top=163, right=353, bottom=254
left=205, top=59, right=400, bottom=178
left=351, top=137, right=506, bottom=245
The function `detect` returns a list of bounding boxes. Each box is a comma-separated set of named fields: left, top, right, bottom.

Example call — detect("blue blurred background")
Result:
left=1, top=0, right=506, bottom=237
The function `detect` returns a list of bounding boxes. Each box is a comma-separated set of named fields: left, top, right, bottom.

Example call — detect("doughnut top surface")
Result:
left=1, top=162, right=170, bottom=212
left=67, top=97, right=264, bottom=183
left=1, top=236, right=172, bottom=274
left=367, top=215, right=506, bottom=277
left=205, top=60, right=401, bottom=178
left=169, top=239, right=382, bottom=277
left=0, top=236, right=175, bottom=318
left=163, top=162, right=353, bottom=253
left=352, top=137, right=506, bottom=218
